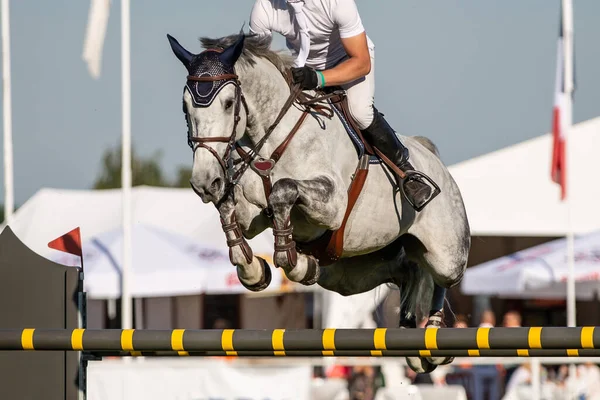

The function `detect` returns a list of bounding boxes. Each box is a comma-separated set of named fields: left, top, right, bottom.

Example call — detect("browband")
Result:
left=187, top=74, right=238, bottom=82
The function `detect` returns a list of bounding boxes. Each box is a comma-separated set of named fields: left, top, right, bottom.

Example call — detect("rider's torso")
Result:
left=250, top=0, right=374, bottom=70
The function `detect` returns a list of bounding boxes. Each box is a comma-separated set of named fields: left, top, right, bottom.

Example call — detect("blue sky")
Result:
left=2, top=0, right=599, bottom=205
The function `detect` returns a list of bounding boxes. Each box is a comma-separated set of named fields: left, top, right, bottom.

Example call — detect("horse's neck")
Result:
left=237, top=56, right=358, bottom=190
left=238, top=59, right=301, bottom=156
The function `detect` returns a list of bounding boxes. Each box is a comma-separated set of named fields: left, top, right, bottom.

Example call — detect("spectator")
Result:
left=479, top=309, right=496, bottom=328
left=504, top=363, right=531, bottom=394
left=502, top=311, right=521, bottom=328
left=572, top=362, right=600, bottom=400
left=453, top=314, right=469, bottom=329
left=212, top=318, right=231, bottom=329
left=472, top=310, right=501, bottom=400
left=502, top=311, right=522, bottom=388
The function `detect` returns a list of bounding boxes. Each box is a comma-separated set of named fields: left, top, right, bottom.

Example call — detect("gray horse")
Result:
left=167, top=32, right=470, bottom=373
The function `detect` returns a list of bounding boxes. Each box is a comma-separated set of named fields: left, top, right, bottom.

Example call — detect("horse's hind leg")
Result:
left=401, top=229, right=470, bottom=367
left=392, top=259, right=439, bottom=374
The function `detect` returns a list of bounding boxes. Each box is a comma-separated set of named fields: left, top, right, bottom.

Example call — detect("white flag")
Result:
left=82, top=0, right=111, bottom=79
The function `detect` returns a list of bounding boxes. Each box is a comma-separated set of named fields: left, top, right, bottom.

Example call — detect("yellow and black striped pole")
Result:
left=3, top=327, right=598, bottom=354
left=88, top=348, right=600, bottom=358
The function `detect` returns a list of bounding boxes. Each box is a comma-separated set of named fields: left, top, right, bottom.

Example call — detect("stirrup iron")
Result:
left=400, top=170, right=441, bottom=212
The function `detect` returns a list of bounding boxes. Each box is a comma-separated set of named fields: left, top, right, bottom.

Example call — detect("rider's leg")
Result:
left=341, top=51, right=433, bottom=210
left=361, top=108, right=432, bottom=208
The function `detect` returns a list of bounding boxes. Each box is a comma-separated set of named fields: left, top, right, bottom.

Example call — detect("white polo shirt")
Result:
left=249, top=0, right=375, bottom=70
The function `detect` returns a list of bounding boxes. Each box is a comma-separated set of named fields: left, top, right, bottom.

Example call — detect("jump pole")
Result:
left=89, top=349, right=600, bottom=358
left=4, top=327, right=599, bottom=353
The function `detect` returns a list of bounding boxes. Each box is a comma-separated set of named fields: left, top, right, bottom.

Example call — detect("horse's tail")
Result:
left=399, top=259, right=435, bottom=323
left=412, top=136, right=441, bottom=158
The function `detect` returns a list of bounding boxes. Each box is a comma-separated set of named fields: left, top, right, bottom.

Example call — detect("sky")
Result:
left=1, top=0, right=600, bottom=205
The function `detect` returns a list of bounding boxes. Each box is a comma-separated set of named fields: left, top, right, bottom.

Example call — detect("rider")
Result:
left=248, top=0, right=433, bottom=210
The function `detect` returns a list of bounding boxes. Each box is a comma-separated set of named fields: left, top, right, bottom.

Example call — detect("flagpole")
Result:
left=562, top=0, right=577, bottom=395
left=1, top=0, right=14, bottom=225
left=121, top=0, right=133, bottom=331
left=562, top=0, right=575, bottom=329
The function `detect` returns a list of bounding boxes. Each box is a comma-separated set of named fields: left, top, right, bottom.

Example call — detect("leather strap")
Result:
left=336, top=96, right=375, bottom=156
left=246, top=106, right=310, bottom=213
left=191, top=136, right=231, bottom=143
left=372, top=147, right=407, bottom=180
left=220, top=212, right=253, bottom=265
left=296, top=156, right=370, bottom=266
left=187, top=74, right=239, bottom=82
left=273, top=217, right=298, bottom=268
left=271, top=111, right=309, bottom=163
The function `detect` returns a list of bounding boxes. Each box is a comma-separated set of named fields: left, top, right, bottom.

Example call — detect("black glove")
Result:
left=291, top=66, right=319, bottom=90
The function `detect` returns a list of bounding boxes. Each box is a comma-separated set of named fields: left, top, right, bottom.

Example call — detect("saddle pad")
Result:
left=328, top=98, right=381, bottom=165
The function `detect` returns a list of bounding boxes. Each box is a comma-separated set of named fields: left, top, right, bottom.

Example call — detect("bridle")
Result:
left=184, top=67, right=336, bottom=209
left=186, top=73, right=250, bottom=187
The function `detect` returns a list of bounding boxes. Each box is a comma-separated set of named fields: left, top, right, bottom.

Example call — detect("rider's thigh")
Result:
left=341, top=52, right=375, bottom=130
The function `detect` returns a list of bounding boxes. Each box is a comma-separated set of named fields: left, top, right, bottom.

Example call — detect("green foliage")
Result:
left=173, top=166, right=193, bottom=188
left=92, top=144, right=192, bottom=189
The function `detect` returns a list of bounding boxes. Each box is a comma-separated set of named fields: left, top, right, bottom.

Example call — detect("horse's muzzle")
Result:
left=190, top=177, right=223, bottom=204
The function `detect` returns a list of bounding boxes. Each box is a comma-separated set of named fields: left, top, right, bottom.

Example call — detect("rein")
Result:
left=186, top=70, right=334, bottom=209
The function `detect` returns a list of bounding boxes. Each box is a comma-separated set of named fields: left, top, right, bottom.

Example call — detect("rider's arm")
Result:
left=320, top=0, right=371, bottom=86
left=321, top=33, right=371, bottom=86
left=249, top=0, right=273, bottom=39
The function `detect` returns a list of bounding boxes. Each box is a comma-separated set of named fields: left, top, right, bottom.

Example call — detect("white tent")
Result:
left=461, top=229, right=600, bottom=299
left=48, top=223, right=284, bottom=299
left=6, top=185, right=275, bottom=260
left=447, top=116, right=600, bottom=237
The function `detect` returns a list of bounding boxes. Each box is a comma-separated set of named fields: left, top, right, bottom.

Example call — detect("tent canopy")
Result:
left=6, top=186, right=275, bottom=260
left=48, top=223, right=284, bottom=299
left=461, top=230, right=600, bottom=300
left=448, top=116, right=600, bottom=237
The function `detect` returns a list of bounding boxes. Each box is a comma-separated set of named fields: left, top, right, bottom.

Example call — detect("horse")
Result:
left=167, top=31, right=471, bottom=373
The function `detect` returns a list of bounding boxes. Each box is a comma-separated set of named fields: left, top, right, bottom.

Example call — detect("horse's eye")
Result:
left=224, top=99, right=234, bottom=110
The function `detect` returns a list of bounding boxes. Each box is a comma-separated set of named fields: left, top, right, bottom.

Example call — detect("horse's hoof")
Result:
left=440, top=356, right=455, bottom=365
left=427, top=356, right=454, bottom=366
left=240, top=257, right=272, bottom=292
left=423, top=310, right=454, bottom=365
left=426, top=309, right=445, bottom=328
left=406, top=356, right=437, bottom=374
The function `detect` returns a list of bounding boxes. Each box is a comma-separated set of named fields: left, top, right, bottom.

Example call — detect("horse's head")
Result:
left=167, top=33, right=247, bottom=204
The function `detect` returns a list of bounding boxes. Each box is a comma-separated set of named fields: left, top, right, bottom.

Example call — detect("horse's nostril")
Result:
left=210, top=177, right=222, bottom=192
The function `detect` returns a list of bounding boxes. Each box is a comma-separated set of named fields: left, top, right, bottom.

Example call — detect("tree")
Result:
left=92, top=144, right=192, bottom=189
left=173, top=166, right=192, bottom=188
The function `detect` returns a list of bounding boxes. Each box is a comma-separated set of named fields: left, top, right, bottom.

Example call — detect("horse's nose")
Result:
left=190, top=176, right=223, bottom=203
left=210, top=177, right=223, bottom=194
left=189, top=179, right=206, bottom=199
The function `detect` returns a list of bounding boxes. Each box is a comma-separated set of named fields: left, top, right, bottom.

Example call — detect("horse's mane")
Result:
left=199, top=33, right=293, bottom=75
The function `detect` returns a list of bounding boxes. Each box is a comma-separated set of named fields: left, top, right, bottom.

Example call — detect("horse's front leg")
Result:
left=218, top=201, right=272, bottom=292
left=268, top=177, right=342, bottom=285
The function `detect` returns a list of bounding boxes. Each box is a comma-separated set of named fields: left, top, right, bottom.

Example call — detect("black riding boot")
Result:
left=361, top=107, right=433, bottom=210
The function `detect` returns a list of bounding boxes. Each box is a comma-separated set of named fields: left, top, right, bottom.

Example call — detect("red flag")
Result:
left=48, top=227, right=83, bottom=257
left=551, top=14, right=567, bottom=200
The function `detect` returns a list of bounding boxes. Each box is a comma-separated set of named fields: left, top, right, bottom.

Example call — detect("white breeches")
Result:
left=340, top=49, right=376, bottom=130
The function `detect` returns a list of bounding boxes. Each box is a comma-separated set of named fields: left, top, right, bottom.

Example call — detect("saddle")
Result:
left=304, top=86, right=381, bottom=161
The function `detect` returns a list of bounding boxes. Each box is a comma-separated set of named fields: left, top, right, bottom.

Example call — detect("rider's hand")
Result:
left=291, top=66, right=320, bottom=90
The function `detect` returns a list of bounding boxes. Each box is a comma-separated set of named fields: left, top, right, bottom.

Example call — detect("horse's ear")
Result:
left=219, top=34, right=245, bottom=67
left=167, top=34, right=193, bottom=69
